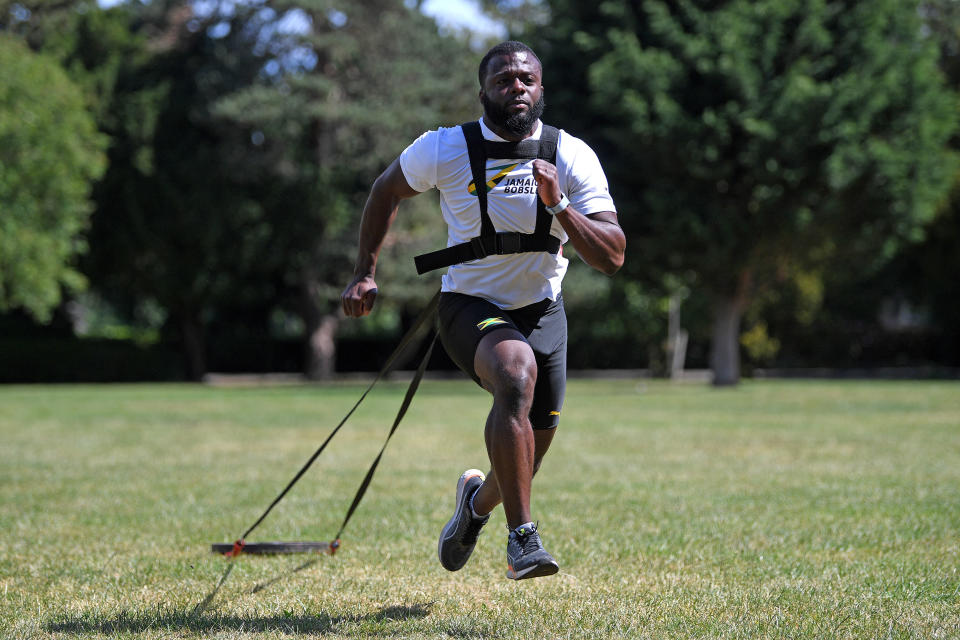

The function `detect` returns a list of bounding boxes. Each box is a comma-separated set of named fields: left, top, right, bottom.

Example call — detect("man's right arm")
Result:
left=341, top=158, right=420, bottom=318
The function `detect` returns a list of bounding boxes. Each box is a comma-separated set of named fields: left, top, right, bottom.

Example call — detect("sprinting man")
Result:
left=341, top=41, right=625, bottom=580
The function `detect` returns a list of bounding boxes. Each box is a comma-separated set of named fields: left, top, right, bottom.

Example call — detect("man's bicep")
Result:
left=585, top=211, right=620, bottom=226
left=377, top=157, right=422, bottom=200
left=565, top=142, right=617, bottom=216
left=397, top=129, right=440, bottom=192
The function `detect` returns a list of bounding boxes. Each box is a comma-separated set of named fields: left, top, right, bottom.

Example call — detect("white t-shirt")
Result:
left=399, top=119, right=616, bottom=309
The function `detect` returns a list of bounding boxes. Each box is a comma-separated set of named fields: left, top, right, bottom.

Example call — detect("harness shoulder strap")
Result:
left=537, top=125, right=560, bottom=162
left=460, top=121, right=495, bottom=236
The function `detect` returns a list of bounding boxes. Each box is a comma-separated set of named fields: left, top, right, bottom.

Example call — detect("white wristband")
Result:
left=545, top=194, right=569, bottom=216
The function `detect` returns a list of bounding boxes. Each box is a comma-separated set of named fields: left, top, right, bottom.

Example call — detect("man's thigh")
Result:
left=437, top=292, right=566, bottom=429
left=438, top=292, right=520, bottom=384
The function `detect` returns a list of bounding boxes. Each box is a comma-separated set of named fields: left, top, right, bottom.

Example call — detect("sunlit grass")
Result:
left=1, top=379, right=958, bottom=638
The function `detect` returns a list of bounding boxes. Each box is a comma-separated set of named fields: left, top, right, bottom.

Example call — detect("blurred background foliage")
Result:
left=0, top=0, right=958, bottom=384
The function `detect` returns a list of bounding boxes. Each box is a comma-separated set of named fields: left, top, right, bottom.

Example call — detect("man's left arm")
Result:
left=532, top=159, right=625, bottom=276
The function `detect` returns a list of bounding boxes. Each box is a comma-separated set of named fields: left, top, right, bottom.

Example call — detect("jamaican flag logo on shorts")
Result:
left=476, top=317, right=508, bottom=331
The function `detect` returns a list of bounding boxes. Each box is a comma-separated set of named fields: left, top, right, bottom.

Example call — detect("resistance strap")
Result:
left=414, top=121, right=561, bottom=274
left=195, top=291, right=439, bottom=614
left=333, top=329, right=437, bottom=542
left=224, top=289, right=440, bottom=555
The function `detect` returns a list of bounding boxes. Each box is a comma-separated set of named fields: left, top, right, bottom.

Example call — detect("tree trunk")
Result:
left=666, top=292, right=688, bottom=380
left=709, top=270, right=752, bottom=387
left=305, top=313, right=339, bottom=380
left=301, top=273, right=338, bottom=381
left=179, top=312, right=206, bottom=381
left=709, top=296, right=743, bottom=386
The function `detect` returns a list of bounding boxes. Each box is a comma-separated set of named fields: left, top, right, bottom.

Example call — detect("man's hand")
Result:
left=532, top=159, right=563, bottom=209
left=532, top=159, right=625, bottom=276
left=341, top=275, right=378, bottom=318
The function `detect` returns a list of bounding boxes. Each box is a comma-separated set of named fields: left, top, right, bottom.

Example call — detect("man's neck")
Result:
left=481, top=114, right=538, bottom=141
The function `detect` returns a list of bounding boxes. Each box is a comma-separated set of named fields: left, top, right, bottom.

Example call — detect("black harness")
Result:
left=414, top=121, right=562, bottom=275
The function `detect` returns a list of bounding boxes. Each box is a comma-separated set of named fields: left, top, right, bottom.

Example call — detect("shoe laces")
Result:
left=511, top=522, right=542, bottom=554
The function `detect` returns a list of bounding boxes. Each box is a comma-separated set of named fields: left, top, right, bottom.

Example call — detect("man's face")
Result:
left=480, top=52, right=545, bottom=138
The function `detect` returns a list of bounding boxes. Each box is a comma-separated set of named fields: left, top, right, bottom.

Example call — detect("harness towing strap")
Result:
left=223, top=289, right=441, bottom=548
left=333, top=330, right=437, bottom=541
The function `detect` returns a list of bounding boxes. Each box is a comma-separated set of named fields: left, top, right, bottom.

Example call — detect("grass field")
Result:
left=1, top=378, right=958, bottom=639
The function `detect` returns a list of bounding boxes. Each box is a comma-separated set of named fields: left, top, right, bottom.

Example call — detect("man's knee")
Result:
left=491, top=352, right=537, bottom=408
left=475, top=333, right=537, bottom=407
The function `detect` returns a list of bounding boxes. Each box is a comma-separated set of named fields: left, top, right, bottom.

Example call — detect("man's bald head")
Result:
left=478, top=41, right=542, bottom=87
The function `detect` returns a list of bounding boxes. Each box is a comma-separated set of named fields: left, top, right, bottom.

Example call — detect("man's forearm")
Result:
left=555, top=209, right=625, bottom=276
left=353, top=176, right=402, bottom=278
left=351, top=158, right=420, bottom=278
left=531, top=159, right=624, bottom=276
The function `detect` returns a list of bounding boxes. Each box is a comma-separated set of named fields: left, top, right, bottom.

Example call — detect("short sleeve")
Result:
left=560, top=133, right=617, bottom=216
left=398, top=130, right=439, bottom=193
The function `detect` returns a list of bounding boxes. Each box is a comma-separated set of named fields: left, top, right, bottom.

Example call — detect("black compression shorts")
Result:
left=437, top=292, right=567, bottom=429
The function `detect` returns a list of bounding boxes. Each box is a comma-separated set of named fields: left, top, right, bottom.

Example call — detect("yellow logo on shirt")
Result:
left=468, top=163, right=518, bottom=196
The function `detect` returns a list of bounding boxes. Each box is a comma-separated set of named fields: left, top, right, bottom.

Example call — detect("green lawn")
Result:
left=1, top=379, right=958, bottom=639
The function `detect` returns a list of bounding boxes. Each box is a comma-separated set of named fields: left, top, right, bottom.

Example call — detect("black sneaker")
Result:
left=438, top=469, right=490, bottom=571
left=506, top=522, right=559, bottom=580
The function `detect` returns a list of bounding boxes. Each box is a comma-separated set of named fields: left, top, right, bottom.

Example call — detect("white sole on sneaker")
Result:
left=506, top=559, right=559, bottom=580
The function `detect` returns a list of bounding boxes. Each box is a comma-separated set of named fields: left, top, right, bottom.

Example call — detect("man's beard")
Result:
left=482, top=93, right=546, bottom=137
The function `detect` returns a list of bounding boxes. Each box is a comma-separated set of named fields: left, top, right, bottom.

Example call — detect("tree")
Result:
left=0, top=35, right=106, bottom=321
left=889, top=0, right=960, bottom=365
left=210, top=0, right=477, bottom=378
left=528, top=0, right=957, bottom=384
left=67, top=1, right=293, bottom=379
left=73, top=1, right=476, bottom=380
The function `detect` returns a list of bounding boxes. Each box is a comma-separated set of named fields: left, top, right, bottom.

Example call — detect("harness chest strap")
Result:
left=414, top=121, right=561, bottom=275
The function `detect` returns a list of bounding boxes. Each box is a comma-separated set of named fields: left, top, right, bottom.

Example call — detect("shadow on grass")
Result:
left=44, top=602, right=433, bottom=636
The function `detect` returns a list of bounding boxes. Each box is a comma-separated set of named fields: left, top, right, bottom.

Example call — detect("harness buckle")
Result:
left=497, top=232, right=522, bottom=254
